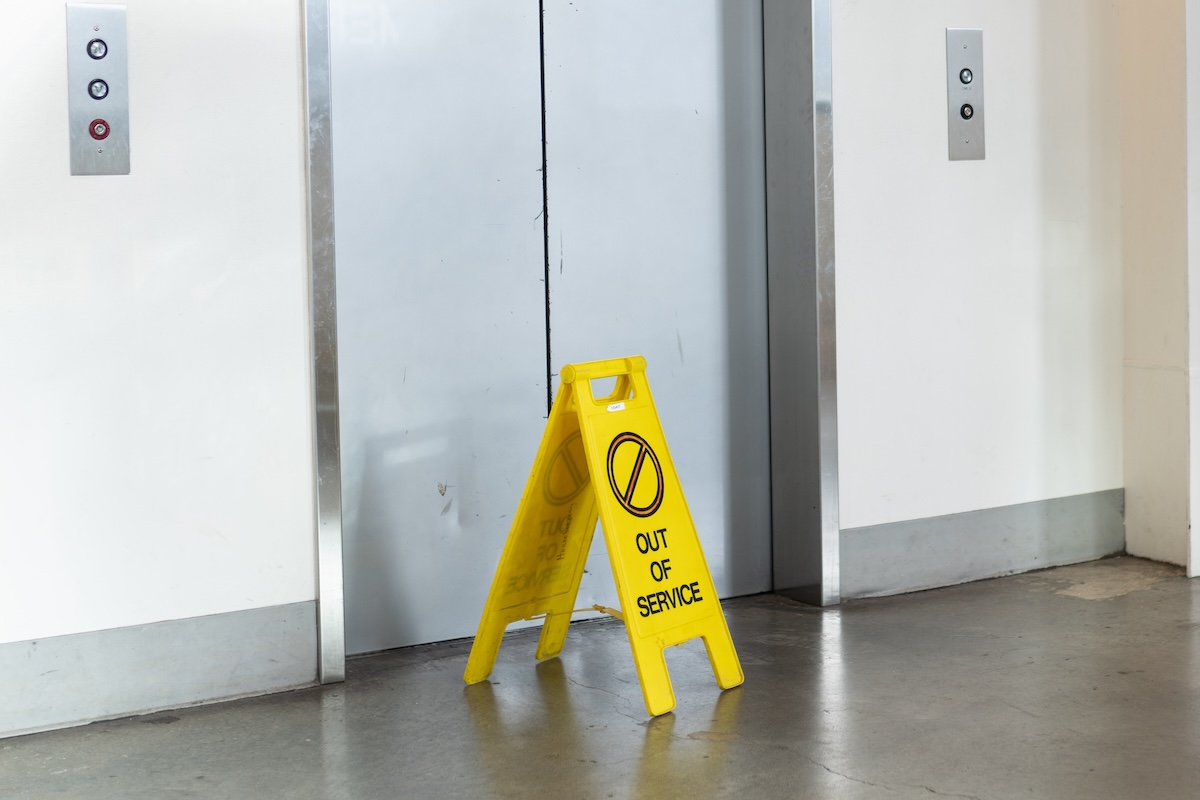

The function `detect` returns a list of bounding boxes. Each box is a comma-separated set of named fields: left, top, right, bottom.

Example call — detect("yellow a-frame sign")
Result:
left=464, top=356, right=743, bottom=716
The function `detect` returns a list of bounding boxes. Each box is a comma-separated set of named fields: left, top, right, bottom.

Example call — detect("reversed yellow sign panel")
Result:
left=462, top=389, right=600, bottom=677
left=464, top=356, right=743, bottom=716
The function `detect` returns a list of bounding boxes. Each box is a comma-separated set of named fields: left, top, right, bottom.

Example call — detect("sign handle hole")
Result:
left=590, top=376, right=635, bottom=405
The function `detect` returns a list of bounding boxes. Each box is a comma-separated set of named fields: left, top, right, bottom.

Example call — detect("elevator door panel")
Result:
left=543, top=1, right=772, bottom=603
left=330, top=1, right=547, bottom=654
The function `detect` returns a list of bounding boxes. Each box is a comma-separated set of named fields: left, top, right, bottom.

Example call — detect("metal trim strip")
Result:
left=813, top=0, right=841, bottom=607
left=762, top=0, right=840, bottom=606
left=301, top=0, right=346, bottom=683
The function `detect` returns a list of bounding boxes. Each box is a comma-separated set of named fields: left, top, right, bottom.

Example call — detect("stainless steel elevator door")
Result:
left=544, top=0, right=772, bottom=605
left=330, top=1, right=547, bottom=653
left=331, top=0, right=771, bottom=655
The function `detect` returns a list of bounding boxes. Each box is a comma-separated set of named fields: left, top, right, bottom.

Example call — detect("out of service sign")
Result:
left=464, top=356, right=743, bottom=716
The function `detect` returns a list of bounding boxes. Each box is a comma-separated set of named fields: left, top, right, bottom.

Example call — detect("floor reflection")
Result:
left=817, top=608, right=845, bottom=735
left=628, top=685, right=745, bottom=800
left=464, top=658, right=600, bottom=797
left=9, top=561, right=1200, bottom=799
left=316, top=689, right=349, bottom=797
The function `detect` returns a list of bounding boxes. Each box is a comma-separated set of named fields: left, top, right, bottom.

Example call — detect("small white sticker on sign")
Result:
left=607, top=402, right=626, bottom=412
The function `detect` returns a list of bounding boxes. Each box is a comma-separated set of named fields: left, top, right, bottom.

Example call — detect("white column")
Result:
left=1121, top=0, right=1190, bottom=568
left=1187, top=0, right=1200, bottom=577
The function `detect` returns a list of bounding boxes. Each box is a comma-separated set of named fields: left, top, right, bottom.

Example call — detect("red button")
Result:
left=89, top=119, right=111, bottom=141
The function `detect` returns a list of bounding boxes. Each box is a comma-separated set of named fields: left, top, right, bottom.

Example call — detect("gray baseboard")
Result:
left=841, top=489, right=1125, bottom=599
left=0, top=601, right=318, bottom=739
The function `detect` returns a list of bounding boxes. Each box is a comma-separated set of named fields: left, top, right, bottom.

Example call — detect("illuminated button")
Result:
left=87, top=39, right=108, bottom=59
left=88, top=79, right=109, bottom=100
left=89, top=119, right=111, bottom=140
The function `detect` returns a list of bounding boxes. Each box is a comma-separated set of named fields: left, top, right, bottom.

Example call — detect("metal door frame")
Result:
left=299, top=0, right=841, bottom=681
left=763, top=0, right=840, bottom=607
left=302, top=0, right=345, bottom=684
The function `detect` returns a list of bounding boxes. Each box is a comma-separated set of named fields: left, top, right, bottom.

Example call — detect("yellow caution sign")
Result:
left=464, top=356, right=743, bottom=716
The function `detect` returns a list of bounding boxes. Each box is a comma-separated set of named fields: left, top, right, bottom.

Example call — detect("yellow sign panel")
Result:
left=464, top=356, right=743, bottom=716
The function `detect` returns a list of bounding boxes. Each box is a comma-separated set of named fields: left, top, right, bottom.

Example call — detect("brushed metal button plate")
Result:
left=67, top=4, right=129, bottom=176
left=947, top=28, right=984, bottom=161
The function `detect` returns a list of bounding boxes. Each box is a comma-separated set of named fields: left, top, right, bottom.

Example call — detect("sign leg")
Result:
left=630, top=638, right=676, bottom=716
left=464, top=610, right=509, bottom=684
left=701, top=626, right=745, bottom=690
left=535, top=608, right=573, bottom=661
left=535, top=508, right=597, bottom=661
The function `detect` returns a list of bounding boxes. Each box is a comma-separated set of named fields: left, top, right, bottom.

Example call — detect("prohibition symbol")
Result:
left=606, top=432, right=664, bottom=518
left=543, top=430, right=589, bottom=504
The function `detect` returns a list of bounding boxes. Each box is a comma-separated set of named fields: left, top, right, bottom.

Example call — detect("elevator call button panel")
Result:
left=946, top=28, right=984, bottom=161
left=66, top=4, right=129, bottom=175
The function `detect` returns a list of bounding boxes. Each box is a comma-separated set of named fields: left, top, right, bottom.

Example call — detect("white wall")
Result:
left=0, top=1, right=315, bottom=644
left=833, top=0, right=1124, bottom=531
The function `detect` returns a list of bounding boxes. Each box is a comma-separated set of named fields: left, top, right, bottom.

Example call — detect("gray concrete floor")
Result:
left=3, top=556, right=1200, bottom=799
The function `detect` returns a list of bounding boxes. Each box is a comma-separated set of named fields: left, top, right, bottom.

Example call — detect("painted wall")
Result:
left=833, top=0, right=1124, bottom=531
left=0, top=1, right=315, bottom=645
